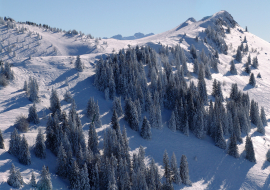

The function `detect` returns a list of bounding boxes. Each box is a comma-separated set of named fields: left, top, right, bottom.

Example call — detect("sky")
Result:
left=0, top=0, right=269, bottom=42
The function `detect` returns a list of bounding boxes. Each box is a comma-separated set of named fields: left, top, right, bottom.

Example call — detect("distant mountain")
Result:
left=110, top=32, right=154, bottom=40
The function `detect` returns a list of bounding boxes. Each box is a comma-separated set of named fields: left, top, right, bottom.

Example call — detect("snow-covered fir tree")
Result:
left=227, top=133, right=239, bottom=158
left=140, top=116, right=152, bottom=140
left=23, top=80, right=28, bottom=91
left=168, top=110, right=176, bottom=132
left=245, top=136, right=256, bottom=163
left=8, top=128, right=21, bottom=157
left=29, top=77, right=39, bottom=102
left=215, top=122, right=227, bottom=149
left=171, top=152, right=181, bottom=185
left=244, top=61, right=251, bottom=74
left=75, top=55, right=84, bottom=71
left=180, top=155, right=191, bottom=186
left=63, top=89, right=73, bottom=103
left=38, top=166, right=53, bottom=190
left=56, top=143, right=67, bottom=178
left=257, top=116, right=265, bottom=135
left=230, top=60, right=237, bottom=75
left=30, top=171, right=37, bottom=187
left=34, top=129, right=46, bottom=159
left=252, top=56, right=259, bottom=69
left=111, top=109, right=120, bottom=130
left=249, top=73, right=256, bottom=87
left=260, top=107, right=267, bottom=126
left=28, top=103, right=39, bottom=124
left=0, top=129, right=4, bottom=149
left=50, top=88, right=61, bottom=116
left=112, top=97, right=123, bottom=116
left=235, top=46, right=242, bottom=62
left=163, top=150, right=171, bottom=183
left=19, top=135, right=31, bottom=165
left=267, top=149, right=270, bottom=162
left=7, top=163, right=23, bottom=188
left=88, top=123, right=99, bottom=155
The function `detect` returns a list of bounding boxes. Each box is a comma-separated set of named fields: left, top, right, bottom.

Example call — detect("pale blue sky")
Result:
left=0, top=0, right=269, bottom=41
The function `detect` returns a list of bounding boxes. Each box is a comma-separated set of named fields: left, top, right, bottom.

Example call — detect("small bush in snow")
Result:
left=0, top=73, right=8, bottom=86
left=15, top=115, right=29, bottom=132
left=266, top=149, right=270, bottom=162
left=63, top=90, right=73, bottom=103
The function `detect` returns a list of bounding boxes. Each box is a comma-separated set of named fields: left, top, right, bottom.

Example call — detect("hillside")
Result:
left=1, top=10, right=270, bottom=189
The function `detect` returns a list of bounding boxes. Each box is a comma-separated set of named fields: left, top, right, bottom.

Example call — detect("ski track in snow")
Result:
left=1, top=11, right=270, bottom=189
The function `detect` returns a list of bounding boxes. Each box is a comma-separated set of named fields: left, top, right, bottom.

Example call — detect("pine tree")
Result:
left=23, top=80, right=28, bottom=91
left=8, top=128, right=21, bottom=157
left=260, top=107, right=267, bottom=126
left=245, top=26, right=248, bottom=32
left=244, top=62, right=251, bottom=74
left=63, top=89, right=73, bottom=103
left=180, top=155, right=191, bottom=186
left=86, top=97, right=95, bottom=120
left=168, top=110, right=176, bottom=132
left=80, top=163, right=91, bottom=190
left=266, top=149, right=270, bottom=162
left=140, top=116, right=152, bottom=140
left=19, top=135, right=31, bottom=165
left=257, top=117, right=265, bottom=135
left=171, top=152, right=181, bottom=185
left=7, top=163, right=23, bottom=188
left=252, top=56, right=259, bottom=69
left=34, top=129, right=46, bottom=159
left=0, top=129, right=4, bottom=149
left=28, top=103, right=39, bottom=124
left=193, top=59, right=199, bottom=74
left=112, top=97, right=123, bottom=116
left=56, top=143, right=67, bottom=178
left=29, top=77, right=39, bottom=102
left=230, top=60, right=237, bottom=75
left=30, top=171, right=37, bottom=187
left=50, top=88, right=61, bottom=116
left=38, top=165, right=53, bottom=190
left=111, top=109, right=120, bottom=130
left=88, top=123, right=99, bottom=155
left=197, top=72, right=208, bottom=104
left=75, top=55, right=84, bottom=71
left=215, top=122, right=227, bottom=149
left=190, top=44, right=197, bottom=59
left=249, top=73, right=256, bottom=87
left=235, top=46, right=242, bottom=62
left=163, top=150, right=171, bottom=183
left=245, top=136, right=256, bottom=162
left=227, top=133, right=239, bottom=158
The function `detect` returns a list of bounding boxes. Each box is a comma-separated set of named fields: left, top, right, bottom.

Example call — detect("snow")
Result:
left=1, top=10, right=270, bottom=189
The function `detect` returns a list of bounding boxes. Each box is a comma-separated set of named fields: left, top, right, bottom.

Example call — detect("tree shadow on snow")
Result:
left=0, top=94, right=30, bottom=114
left=243, top=84, right=254, bottom=91
left=49, top=69, right=77, bottom=86
left=262, top=160, right=270, bottom=170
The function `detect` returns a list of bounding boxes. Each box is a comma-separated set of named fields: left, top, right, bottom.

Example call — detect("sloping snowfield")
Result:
left=1, top=11, right=270, bottom=189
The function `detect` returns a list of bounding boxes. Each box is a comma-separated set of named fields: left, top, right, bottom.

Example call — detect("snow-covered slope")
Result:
left=1, top=10, right=270, bottom=189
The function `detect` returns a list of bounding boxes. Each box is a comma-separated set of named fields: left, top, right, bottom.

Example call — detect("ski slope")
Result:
left=1, top=10, right=270, bottom=189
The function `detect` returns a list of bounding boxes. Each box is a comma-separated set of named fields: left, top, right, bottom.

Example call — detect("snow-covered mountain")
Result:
left=1, top=10, right=270, bottom=189
left=110, top=32, right=154, bottom=40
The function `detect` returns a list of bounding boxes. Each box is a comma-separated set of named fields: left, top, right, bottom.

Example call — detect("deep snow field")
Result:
left=1, top=10, right=270, bottom=189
